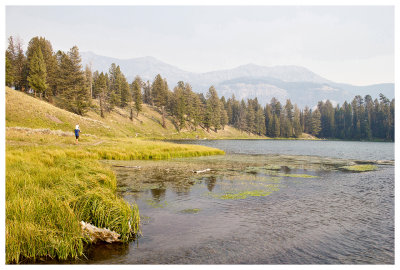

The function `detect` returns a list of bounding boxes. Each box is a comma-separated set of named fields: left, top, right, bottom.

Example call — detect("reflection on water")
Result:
left=83, top=153, right=394, bottom=264
left=205, top=176, right=216, bottom=192
left=150, top=188, right=166, bottom=202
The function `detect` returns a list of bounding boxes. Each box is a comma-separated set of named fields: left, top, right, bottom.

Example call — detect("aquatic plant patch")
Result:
left=339, top=165, right=378, bottom=172
left=179, top=208, right=201, bottom=214
left=145, top=199, right=169, bottom=208
left=216, top=190, right=272, bottom=200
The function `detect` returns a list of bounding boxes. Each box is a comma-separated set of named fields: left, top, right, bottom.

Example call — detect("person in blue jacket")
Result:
left=75, top=124, right=80, bottom=144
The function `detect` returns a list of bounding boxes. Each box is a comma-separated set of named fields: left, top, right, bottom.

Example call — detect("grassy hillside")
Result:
left=6, top=87, right=264, bottom=140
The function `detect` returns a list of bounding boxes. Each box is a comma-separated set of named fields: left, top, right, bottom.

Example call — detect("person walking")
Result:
left=75, top=124, right=80, bottom=144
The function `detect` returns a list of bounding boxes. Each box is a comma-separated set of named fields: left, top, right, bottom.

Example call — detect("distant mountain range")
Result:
left=81, top=51, right=394, bottom=108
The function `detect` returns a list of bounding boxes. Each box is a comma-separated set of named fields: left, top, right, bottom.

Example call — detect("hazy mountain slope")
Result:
left=81, top=52, right=394, bottom=108
left=81, top=52, right=193, bottom=84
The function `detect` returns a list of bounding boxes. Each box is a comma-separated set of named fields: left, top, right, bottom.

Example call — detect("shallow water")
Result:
left=80, top=141, right=394, bottom=264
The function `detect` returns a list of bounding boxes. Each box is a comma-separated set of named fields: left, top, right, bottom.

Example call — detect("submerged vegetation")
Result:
left=180, top=208, right=201, bottom=214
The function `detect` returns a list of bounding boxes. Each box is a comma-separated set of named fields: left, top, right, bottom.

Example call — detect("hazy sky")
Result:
left=5, top=5, right=394, bottom=85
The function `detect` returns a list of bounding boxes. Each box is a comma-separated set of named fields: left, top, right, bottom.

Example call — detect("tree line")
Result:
left=5, top=35, right=394, bottom=141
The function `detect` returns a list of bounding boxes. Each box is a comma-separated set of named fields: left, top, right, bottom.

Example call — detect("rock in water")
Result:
left=80, top=221, right=121, bottom=243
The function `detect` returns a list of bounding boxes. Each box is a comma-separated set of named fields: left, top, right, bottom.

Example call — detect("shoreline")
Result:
left=5, top=129, right=224, bottom=264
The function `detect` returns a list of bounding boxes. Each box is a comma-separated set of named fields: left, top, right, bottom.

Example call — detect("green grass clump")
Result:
left=6, top=148, right=140, bottom=264
left=340, top=164, right=378, bottom=172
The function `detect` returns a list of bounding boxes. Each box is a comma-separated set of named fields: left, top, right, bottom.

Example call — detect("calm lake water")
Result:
left=172, top=139, right=395, bottom=160
left=84, top=140, right=394, bottom=264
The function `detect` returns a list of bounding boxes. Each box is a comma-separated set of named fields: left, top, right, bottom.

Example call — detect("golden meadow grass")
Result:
left=6, top=129, right=224, bottom=263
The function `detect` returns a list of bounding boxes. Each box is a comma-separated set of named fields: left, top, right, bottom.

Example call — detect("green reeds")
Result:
left=6, top=148, right=140, bottom=263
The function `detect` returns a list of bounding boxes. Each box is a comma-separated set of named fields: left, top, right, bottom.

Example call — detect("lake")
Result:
left=84, top=140, right=394, bottom=264
left=172, top=139, right=395, bottom=160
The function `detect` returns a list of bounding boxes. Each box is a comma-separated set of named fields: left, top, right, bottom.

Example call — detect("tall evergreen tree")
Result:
left=58, top=46, right=90, bottom=115
left=132, top=76, right=143, bottom=117
left=310, top=109, right=322, bottom=136
left=120, top=75, right=130, bottom=108
left=7, top=36, right=27, bottom=91
left=151, top=74, right=169, bottom=128
left=96, top=72, right=108, bottom=118
left=5, top=52, right=14, bottom=87
left=205, top=86, right=222, bottom=132
left=26, top=37, right=57, bottom=96
left=27, top=47, right=48, bottom=98
left=271, top=114, right=280, bottom=137
left=293, top=105, right=302, bottom=137
left=143, top=80, right=152, bottom=105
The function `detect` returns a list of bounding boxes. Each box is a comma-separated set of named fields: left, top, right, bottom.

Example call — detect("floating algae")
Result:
left=215, top=190, right=272, bottom=200
left=145, top=198, right=168, bottom=208
left=339, top=165, right=378, bottom=172
left=109, top=154, right=388, bottom=206
left=244, top=166, right=317, bottom=179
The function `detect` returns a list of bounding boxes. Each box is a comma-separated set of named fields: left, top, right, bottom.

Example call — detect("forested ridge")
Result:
left=6, top=36, right=394, bottom=141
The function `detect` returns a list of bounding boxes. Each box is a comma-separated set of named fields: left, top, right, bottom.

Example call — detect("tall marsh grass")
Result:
left=6, top=131, right=224, bottom=263
left=6, top=148, right=141, bottom=263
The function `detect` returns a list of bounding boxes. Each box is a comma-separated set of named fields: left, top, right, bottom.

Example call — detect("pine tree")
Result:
left=220, top=108, right=229, bottom=130
left=172, top=82, right=186, bottom=131
left=96, top=72, right=108, bottom=118
left=303, top=106, right=312, bottom=134
left=264, top=104, right=273, bottom=137
left=7, top=37, right=27, bottom=91
left=143, top=80, right=152, bottom=105
left=58, top=46, right=90, bottom=115
left=5, top=52, right=14, bottom=87
left=272, top=114, right=280, bottom=137
left=84, top=64, right=93, bottom=99
left=151, top=74, right=169, bottom=128
left=246, top=100, right=256, bottom=133
left=293, top=105, right=302, bottom=137
left=191, top=93, right=203, bottom=129
left=310, top=109, right=322, bottom=136
left=27, top=47, right=48, bottom=98
left=204, top=86, right=221, bottom=132
left=107, top=64, right=123, bottom=109
left=26, top=37, right=57, bottom=97
left=132, top=76, right=143, bottom=116
left=255, top=108, right=266, bottom=135
left=120, top=75, right=130, bottom=108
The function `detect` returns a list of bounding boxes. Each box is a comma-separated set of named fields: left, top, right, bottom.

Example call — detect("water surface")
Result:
left=171, top=139, right=394, bottom=160
left=84, top=140, right=394, bottom=264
